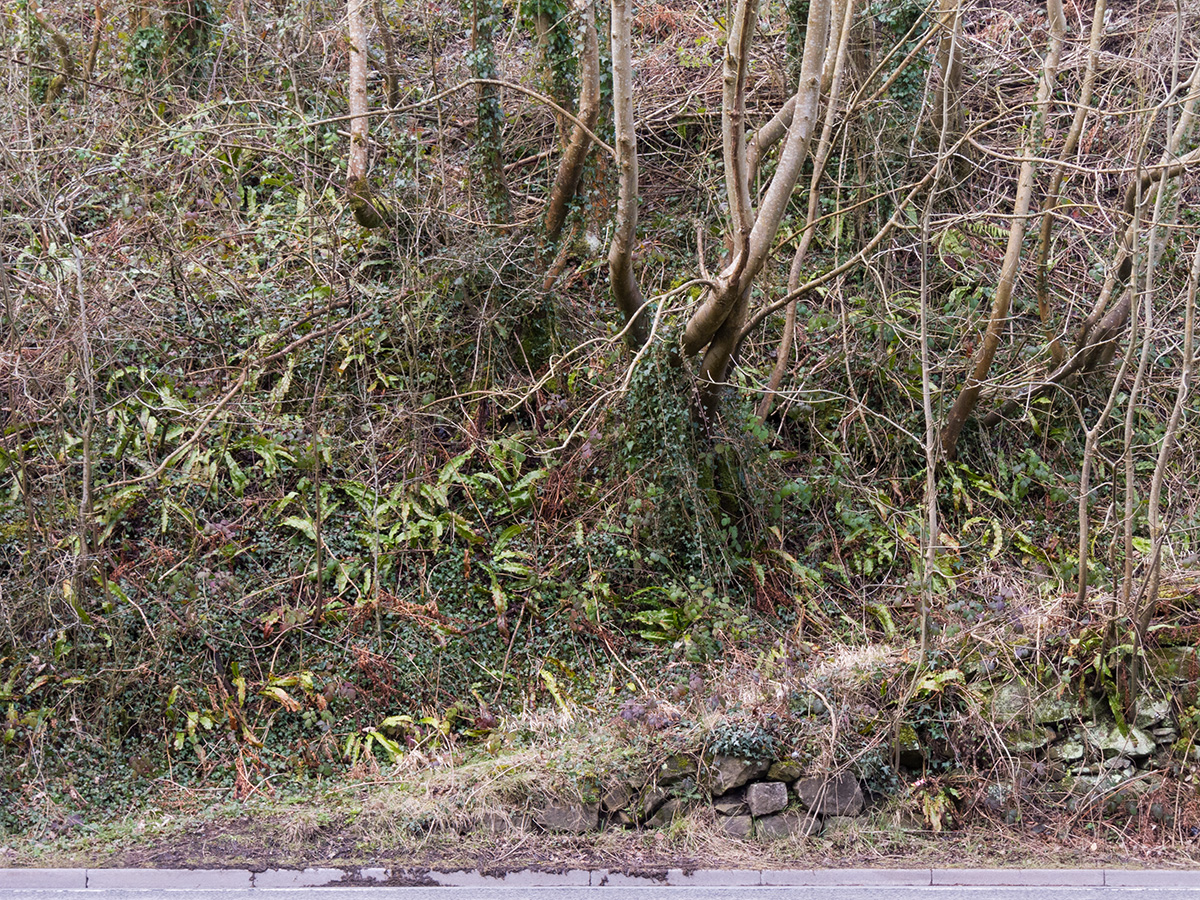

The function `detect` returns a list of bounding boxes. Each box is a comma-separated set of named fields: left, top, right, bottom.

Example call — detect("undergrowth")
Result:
left=2, top=0, right=1200, bottom=856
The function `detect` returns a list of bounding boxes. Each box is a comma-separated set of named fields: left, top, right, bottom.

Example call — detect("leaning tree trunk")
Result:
left=680, top=0, right=835, bottom=415
left=544, top=0, right=600, bottom=245
left=940, top=0, right=1065, bottom=459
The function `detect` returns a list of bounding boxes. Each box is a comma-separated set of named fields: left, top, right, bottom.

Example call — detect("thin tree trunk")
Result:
left=1142, top=235, right=1199, bottom=619
left=914, top=9, right=961, bottom=660
left=1034, top=0, right=1106, bottom=367
left=1075, top=313, right=1134, bottom=605
left=684, top=0, right=834, bottom=412
left=608, top=0, right=649, bottom=348
left=738, top=159, right=944, bottom=342
left=723, top=0, right=760, bottom=269
left=984, top=56, right=1200, bottom=425
left=1125, top=10, right=1187, bottom=714
left=544, top=0, right=599, bottom=244
left=347, top=0, right=404, bottom=227
left=55, top=210, right=95, bottom=610
left=347, top=0, right=386, bottom=226
left=84, top=1, right=105, bottom=83
left=940, top=0, right=1065, bottom=459
left=747, top=0, right=847, bottom=186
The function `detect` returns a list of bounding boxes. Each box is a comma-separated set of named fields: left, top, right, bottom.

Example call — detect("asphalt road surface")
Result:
left=6, top=869, right=1200, bottom=898
left=6, top=889, right=1200, bottom=900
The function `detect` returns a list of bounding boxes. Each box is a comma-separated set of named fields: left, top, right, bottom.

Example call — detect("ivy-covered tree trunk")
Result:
left=526, top=0, right=579, bottom=141
left=544, top=0, right=599, bottom=245
left=467, top=0, right=512, bottom=222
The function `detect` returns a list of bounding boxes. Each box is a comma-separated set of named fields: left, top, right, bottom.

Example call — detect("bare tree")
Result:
left=544, top=0, right=600, bottom=245
left=608, top=0, right=649, bottom=349
left=613, top=0, right=838, bottom=413
left=940, top=0, right=1066, bottom=459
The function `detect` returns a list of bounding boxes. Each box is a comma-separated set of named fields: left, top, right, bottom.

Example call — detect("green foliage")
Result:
left=126, top=26, right=167, bottom=83
left=868, top=0, right=929, bottom=113
left=520, top=0, right=579, bottom=111
left=708, top=720, right=781, bottom=760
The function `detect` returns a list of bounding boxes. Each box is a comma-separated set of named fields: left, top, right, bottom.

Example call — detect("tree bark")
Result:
left=940, top=0, right=1065, bottom=459
left=608, top=0, right=649, bottom=348
left=683, top=0, right=834, bottom=413
left=544, top=0, right=600, bottom=244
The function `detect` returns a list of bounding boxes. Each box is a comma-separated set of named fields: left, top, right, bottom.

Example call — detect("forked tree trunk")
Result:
left=678, top=0, right=835, bottom=414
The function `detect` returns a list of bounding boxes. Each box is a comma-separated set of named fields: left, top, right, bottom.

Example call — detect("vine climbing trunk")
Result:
left=469, top=0, right=512, bottom=222
left=544, top=0, right=599, bottom=245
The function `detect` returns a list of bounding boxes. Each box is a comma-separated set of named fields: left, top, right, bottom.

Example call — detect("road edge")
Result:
left=4, top=866, right=1200, bottom=889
